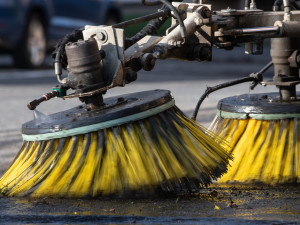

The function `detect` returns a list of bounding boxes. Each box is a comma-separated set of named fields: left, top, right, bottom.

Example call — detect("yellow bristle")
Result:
left=210, top=116, right=300, bottom=184
left=0, top=107, right=231, bottom=197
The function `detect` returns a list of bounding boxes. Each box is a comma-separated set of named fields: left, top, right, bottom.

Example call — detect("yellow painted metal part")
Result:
left=0, top=107, right=231, bottom=197
left=209, top=116, right=300, bottom=184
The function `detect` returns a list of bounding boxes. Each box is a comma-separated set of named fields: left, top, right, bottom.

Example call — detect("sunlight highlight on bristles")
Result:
left=210, top=116, right=300, bottom=184
left=0, top=107, right=231, bottom=197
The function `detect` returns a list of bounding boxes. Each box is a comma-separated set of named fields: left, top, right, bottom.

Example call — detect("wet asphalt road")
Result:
left=0, top=47, right=299, bottom=224
left=0, top=185, right=299, bottom=224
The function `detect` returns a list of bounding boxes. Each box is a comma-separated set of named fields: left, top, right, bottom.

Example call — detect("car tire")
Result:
left=13, top=14, right=46, bottom=68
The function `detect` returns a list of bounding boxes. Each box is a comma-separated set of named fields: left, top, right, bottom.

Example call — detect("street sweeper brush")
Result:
left=187, top=0, right=300, bottom=185
left=0, top=3, right=234, bottom=197
left=209, top=93, right=300, bottom=184
left=0, top=90, right=231, bottom=197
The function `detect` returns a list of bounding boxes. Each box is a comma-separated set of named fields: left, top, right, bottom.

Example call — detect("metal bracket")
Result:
left=83, top=25, right=125, bottom=88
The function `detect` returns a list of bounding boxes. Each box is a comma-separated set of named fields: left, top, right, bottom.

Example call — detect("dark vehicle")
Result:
left=0, top=0, right=121, bottom=68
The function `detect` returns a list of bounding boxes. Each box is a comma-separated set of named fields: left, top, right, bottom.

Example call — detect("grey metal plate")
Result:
left=217, top=92, right=300, bottom=114
left=22, top=90, right=173, bottom=135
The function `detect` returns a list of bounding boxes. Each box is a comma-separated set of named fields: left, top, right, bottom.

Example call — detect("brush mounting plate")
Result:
left=218, top=92, right=300, bottom=114
left=22, top=90, right=173, bottom=136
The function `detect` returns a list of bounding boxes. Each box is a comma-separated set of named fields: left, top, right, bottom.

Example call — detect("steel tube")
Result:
left=271, top=37, right=297, bottom=100
left=237, top=11, right=300, bottom=28
left=283, top=0, right=291, bottom=20
left=234, top=26, right=280, bottom=35
left=275, top=21, right=300, bottom=37
left=217, top=22, right=300, bottom=38
left=216, top=26, right=280, bottom=37
left=244, top=0, right=250, bottom=10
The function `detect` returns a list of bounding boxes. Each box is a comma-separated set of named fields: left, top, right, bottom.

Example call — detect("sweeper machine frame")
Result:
left=28, top=0, right=300, bottom=111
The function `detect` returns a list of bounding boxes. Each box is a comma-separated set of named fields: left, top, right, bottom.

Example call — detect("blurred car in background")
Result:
left=0, top=0, right=121, bottom=68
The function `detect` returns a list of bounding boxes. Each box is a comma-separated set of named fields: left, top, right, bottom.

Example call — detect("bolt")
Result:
left=97, top=32, right=106, bottom=42
left=142, top=53, right=156, bottom=71
left=100, top=32, right=106, bottom=41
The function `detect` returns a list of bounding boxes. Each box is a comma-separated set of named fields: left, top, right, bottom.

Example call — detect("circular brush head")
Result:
left=0, top=90, right=230, bottom=197
left=210, top=92, right=300, bottom=184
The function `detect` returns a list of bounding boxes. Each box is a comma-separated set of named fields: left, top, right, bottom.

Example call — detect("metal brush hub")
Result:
left=65, top=38, right=105, bottom=109
left=217, top=92, right=300, bottom=120
left=22, top=90, right=174, bottom=141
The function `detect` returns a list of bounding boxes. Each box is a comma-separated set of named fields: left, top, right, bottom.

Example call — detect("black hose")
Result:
left=141, top=1, right=186, bottom=39
left=52, top=28, right=83, bottom=70
left=191, top=61, right=273, bottom=121
left=273, top=0, right=283, bottom=10
left=191, top=77, right=256, bottom=121
left=125, top=8, right=171, bottom=48
left=157, top=0, right=186, bottom=40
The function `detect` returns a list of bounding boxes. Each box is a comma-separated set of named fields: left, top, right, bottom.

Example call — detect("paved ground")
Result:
left=0, top=184, right=299, bottom=224
left=0, top=47, right=299, bottom=224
